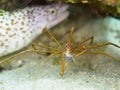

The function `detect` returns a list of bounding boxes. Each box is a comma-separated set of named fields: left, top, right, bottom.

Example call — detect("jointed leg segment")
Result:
left=60, top=54, right=69, bottom=77
left=84, top=51, right=120, bottom=61
left=73, top=36, right=94, bottom=48
left=87, top=42, right=120, bottom=49
left=0, top=49, right=53, bottom=64
left=44, top=28, right=61, bottom=47
left=32, top=43, right=58, bottom=51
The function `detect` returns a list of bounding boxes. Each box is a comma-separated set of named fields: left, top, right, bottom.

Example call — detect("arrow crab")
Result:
left=0, top=27, right=120, bottom=77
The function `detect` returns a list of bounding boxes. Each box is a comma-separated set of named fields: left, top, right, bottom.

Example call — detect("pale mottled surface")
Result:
left=0, top=4, right=69, bottom=57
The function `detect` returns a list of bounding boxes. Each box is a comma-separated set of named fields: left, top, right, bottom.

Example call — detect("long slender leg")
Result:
left=57, top=27, right=75, bottom=42
left=75, top=49, right=87, bottom=57
left=85, top=51, right=120, bottom=61
left=87, top=42, right=120, bottom=49
left=31, top=43, right=59, bottom=56
left=73, top=36, right=94, bottom=48
left=0, top=49, right=54, bottom=64
left=60, top=54, right=69, bottom=77
left=79, top=36, right=94, bottom=45
left=43, top=28, right=61, bottom=47
left=50, top=50, right=62, bottom=57
left=68, top=26, right=74, bottom=43
left=65, top=27, right=74, bottom=48
left=32, top=43, right=58, bottom=51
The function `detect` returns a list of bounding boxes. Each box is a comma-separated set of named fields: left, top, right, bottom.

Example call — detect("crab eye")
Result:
left=49, top=8, right=57, bottom=15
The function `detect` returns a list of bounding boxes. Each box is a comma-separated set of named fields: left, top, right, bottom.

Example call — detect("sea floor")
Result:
left=0, top=5, right=120, bottom=90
